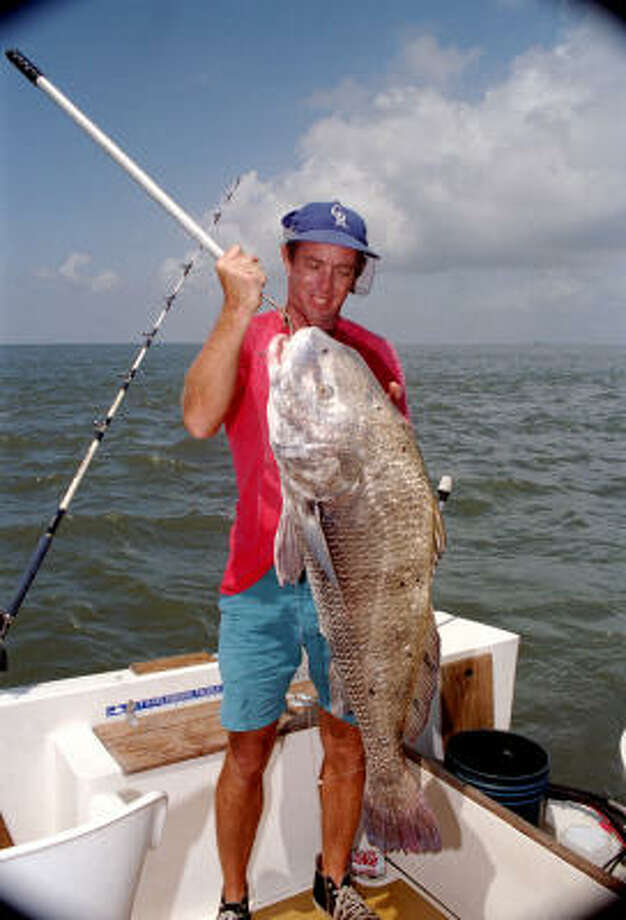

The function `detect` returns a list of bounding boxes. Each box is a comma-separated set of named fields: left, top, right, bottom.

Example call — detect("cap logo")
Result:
left=330, top=203, right=348, bottom=229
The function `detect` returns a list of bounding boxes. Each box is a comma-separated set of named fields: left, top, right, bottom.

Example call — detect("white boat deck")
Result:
left=1, top=612, right=623, bottom=919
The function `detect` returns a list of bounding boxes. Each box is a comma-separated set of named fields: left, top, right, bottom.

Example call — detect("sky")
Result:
left=1, top=0, right=625, bottom=345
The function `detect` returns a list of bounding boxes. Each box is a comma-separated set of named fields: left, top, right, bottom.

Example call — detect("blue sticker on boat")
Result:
left=105, top=682, right=224, bottom=718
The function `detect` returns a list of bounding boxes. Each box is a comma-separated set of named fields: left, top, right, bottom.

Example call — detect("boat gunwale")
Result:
left=408, top=748, right=626, bottom=897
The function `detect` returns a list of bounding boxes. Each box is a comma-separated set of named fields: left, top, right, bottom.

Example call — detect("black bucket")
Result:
left=445, top=730, right=550, bottom=826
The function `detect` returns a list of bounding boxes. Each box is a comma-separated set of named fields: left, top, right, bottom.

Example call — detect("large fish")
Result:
left=267, top=326, right=445, bottom=854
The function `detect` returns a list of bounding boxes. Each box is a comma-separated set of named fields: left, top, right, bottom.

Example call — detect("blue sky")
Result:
left=1, top=0, right=625, bottom=344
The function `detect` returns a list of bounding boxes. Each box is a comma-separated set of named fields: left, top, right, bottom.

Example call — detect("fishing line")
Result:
left=4, top=49, right=283, bottom=318
left=0, top=179, right=241, bottom=669
left=3, top=49, right=451, bottom=666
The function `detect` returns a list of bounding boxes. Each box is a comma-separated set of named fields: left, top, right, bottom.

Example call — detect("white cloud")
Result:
left=37, top=251, right=121, bottom=293
left=59, top=251, right=91, bottom=283
left=90, top=270, right=120, bottom=293
left=394, top=34, right=482, bottom=86
left=308, top=78, right=373, bottom=115
left=205, top=23, right=626, bottom=341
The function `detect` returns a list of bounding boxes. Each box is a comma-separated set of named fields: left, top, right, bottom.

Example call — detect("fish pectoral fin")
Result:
left=328, top=658, right=352, bottom=719
left=403, top=611, right=441, bottom=748
left=432, top=498, right=446, bottom=564
left=274, top=497, right=304, bottom=585
left=300, top=502, right=340, bottom=588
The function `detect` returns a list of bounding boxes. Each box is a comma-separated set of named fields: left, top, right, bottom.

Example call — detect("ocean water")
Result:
left=1, top=341, right=624, bottom=799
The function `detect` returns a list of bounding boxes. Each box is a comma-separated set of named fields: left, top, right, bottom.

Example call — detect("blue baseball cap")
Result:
left=281, top=200, right=380, bottom=260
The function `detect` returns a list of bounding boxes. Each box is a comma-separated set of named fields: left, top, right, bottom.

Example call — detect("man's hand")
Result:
left=183, top=245, right=266, bottom=439
left=387, top=380, right=403, bottom=407
left=217, top=244, right=266, bottom=318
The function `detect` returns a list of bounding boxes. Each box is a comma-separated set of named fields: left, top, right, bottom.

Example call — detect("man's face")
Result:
left=281, top=241, right=359, bottom=332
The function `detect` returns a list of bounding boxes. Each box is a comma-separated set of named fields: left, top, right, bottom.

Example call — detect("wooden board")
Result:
left=93, top=680, right=318, bottom=774
left=254, top=879, right=448, bottom=919
left=99, top=650, right=493, bottom=774
left=0, top=812, right=14, bottom=849
left=440, top=653, right=494, bottom=746
left=130, top=651, right=215, bottom=675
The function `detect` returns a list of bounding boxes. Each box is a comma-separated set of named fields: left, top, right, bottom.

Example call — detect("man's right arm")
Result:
left=182, top=245, right=266, bottom=439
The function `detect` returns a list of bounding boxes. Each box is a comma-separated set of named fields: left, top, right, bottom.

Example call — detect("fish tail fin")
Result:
left=363, top=766, right=441, bottom=854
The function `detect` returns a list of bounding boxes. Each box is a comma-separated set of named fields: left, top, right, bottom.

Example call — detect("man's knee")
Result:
left=319, top=712, right=365, bottom=775
left=224, top=722, right=278, bottom=783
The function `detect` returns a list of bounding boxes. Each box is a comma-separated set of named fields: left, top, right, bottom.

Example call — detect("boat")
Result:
left=1, top=611, right=624, bottom=919
left=2, top=44, right=624, bottom=920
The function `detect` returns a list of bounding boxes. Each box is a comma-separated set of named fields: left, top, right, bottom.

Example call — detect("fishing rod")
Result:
left=4, top=49, right=280, bottom=312
left=0, top=179, right=241, bottom=671
left=437, top=475, right=453, bottom=510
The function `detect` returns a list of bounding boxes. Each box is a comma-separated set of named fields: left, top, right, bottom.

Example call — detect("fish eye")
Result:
left=318, top=383, right=334, bottom=399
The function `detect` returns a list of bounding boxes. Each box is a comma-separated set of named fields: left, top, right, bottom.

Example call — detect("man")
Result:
left=183, top=201, right=408, bottom=920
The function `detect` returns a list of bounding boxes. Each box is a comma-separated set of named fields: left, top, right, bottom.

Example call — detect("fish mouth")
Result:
left=272, top=441, right=335, bottom=460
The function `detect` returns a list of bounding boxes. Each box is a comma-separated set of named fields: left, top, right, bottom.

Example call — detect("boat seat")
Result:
left=0, top=789, right=167, bottom=920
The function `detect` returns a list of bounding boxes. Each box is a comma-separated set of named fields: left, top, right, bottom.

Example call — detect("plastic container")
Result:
left=445, top=729, right=550, bottom=826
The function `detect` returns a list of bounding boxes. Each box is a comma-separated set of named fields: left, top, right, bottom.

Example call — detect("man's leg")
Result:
left=216, top=569, right=303, bottom=904
left=216, top=721, right=278, bottom=903
left=318, top=708, right=366, bottom=886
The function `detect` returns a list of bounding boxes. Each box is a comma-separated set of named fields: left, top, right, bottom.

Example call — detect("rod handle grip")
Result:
left=5, top=48, right=43, bottom=84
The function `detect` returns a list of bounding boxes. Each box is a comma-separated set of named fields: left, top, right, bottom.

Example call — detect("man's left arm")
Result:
left=380, top=340, right=409, bottom=420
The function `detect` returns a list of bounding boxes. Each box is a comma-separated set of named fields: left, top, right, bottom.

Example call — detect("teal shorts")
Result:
left=218, top=567, right=351, bottom=731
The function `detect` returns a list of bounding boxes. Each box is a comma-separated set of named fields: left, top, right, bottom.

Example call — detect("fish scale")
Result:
left=267, top=326, right=445, bottom=854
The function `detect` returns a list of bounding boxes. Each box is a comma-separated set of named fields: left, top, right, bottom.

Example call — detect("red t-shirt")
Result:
left=220, top=310, right=409, bottom=595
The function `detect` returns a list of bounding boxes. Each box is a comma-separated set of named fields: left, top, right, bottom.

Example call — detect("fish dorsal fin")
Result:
left=300, top=502, right=339, bottom=587
left=432, top=498, right=446, bottom=563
